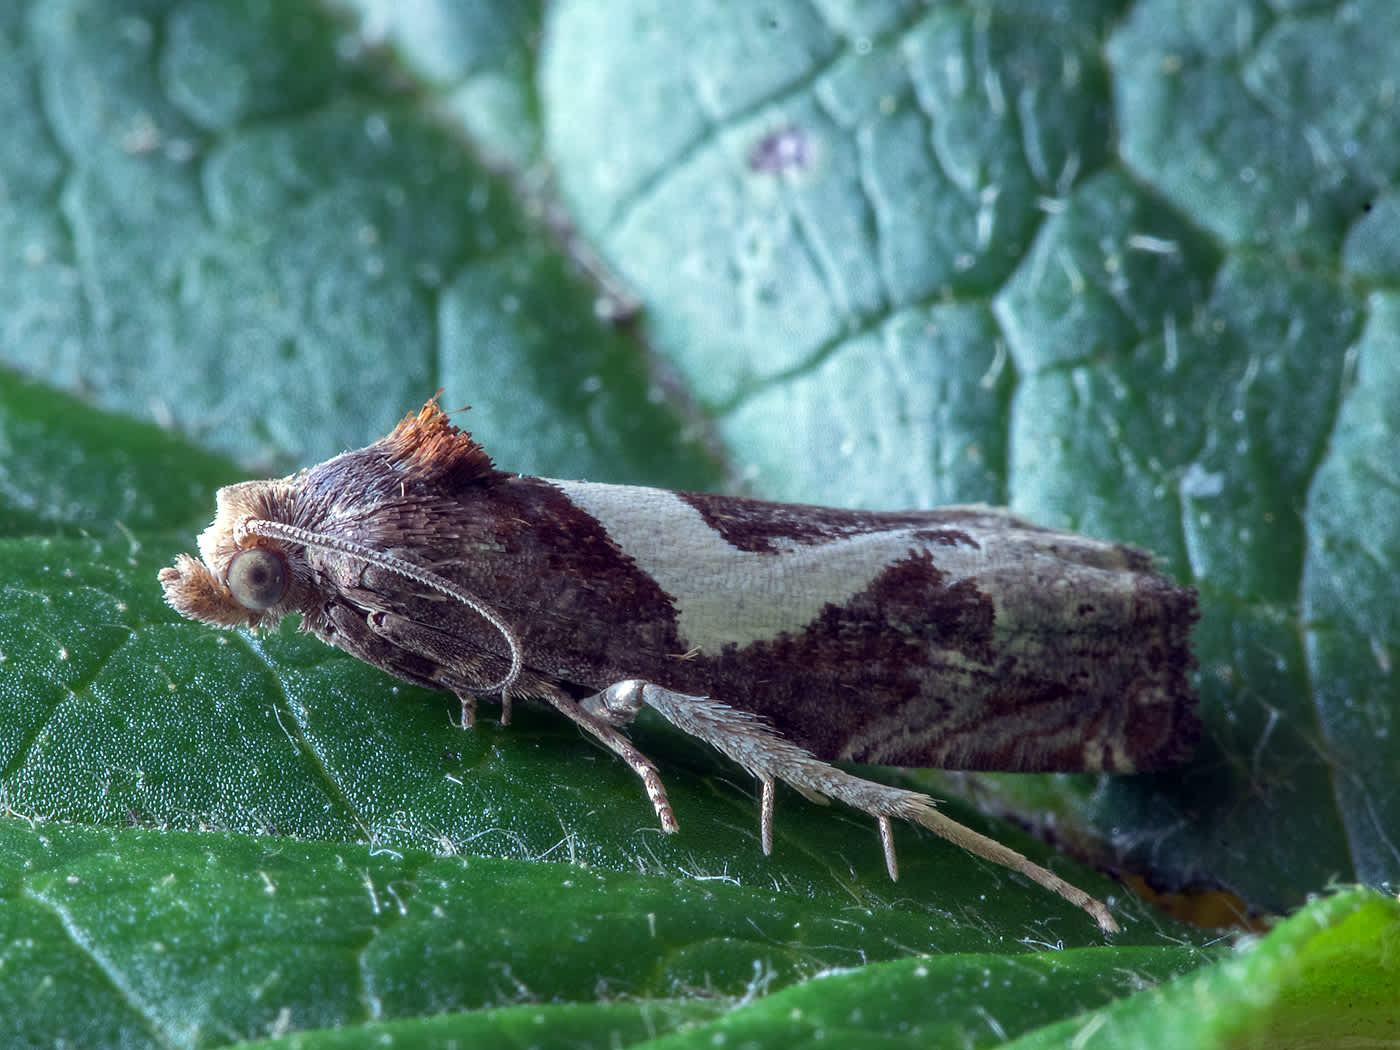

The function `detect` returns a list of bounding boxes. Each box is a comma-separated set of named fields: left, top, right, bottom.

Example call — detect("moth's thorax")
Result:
left=161, top=405, right=516, bottom=650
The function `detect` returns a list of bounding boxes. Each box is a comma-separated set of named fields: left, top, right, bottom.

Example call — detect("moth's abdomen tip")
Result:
left=1123, top=686, right=1201, bottom=771
left=1104, top=574, right=1200, bottom=772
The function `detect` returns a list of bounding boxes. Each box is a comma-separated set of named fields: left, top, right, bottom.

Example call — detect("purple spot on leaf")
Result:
left=749, top=126, right=814, bottom=174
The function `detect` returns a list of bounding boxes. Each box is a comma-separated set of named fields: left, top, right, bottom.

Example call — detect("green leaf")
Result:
left=2, top=0, right=1398, bottom=1047
left=633, top=890, right=1399, bottom=1050
left=1003, top=889, right=1400, bottom=1050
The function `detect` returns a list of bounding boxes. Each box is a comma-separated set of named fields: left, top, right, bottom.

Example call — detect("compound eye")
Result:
left=226, top=547, right=288, bottom=610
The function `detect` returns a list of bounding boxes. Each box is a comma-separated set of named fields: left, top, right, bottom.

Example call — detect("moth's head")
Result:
left=159, top=478, right=309, bottom=630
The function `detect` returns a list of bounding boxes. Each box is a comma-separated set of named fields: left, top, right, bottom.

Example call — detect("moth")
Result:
left=160, top=400, right=1199, bottom=933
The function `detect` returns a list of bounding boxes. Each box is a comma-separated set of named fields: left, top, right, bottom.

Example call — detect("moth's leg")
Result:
left=537, top=686, right=678, bottom=834
left=581, top=680, right=777, bottom=853
left=583, top=680, right=904, bottom=869
left=760, top=776, right=776, bottom=856
left=356, top=610, right=516, bottom=727
left=583, top=679, right=1120, bottom=935
left=441, top=676, right=514, bottom=728
left=440, top=680, right=478, bottom=729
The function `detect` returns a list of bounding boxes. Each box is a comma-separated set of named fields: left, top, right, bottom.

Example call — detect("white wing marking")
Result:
left=549, top=480, right=994, bottom=650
